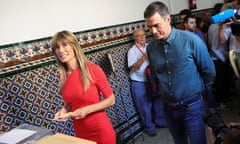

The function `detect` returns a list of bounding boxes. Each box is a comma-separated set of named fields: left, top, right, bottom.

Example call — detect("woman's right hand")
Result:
left=54, top=107, right=71, bottom=121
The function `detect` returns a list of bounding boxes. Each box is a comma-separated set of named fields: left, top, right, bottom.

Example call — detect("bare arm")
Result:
left=219, top=23, right=227, bottom=44
left=219, top=21, right=234, bottom=44
left=228, top=122, right=240, bottom=127
left=130, top=53, right=148, bottom=71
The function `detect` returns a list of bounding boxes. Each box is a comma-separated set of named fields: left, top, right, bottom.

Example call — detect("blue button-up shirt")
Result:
left=147, top=28, right=215, bottom=103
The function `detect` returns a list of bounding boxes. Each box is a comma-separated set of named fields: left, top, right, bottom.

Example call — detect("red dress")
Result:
left=61, top=62, right=116, bottom=144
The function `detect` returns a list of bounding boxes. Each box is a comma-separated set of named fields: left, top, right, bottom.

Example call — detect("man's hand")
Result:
left=208, top=127, right=216, bottom=144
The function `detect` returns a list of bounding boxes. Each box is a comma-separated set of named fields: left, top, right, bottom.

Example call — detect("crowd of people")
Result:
left=130, top=0, right=240, bottom=143
left=144, top=0, right=240, bottom=144
left=50, top=0, right=240, bottom=144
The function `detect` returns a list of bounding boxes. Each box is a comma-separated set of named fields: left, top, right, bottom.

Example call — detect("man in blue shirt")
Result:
left=144, top=1, right=216, bottom=144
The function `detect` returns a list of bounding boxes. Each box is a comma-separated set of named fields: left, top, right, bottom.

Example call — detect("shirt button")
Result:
left=170, top=93, right=173, bottom=96
left=168, top=82, right=171, bottom=85
left=166, top=61, right=169, bottom=64
left=168, top=71, right=171, bottom=74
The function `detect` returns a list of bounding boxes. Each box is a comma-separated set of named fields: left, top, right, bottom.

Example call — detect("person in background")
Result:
left=177, top=9, right=203, bottom=34
left=198, top=12, right=211, bottom=34
left=52, top=30, right=116, bottom=144
left=127, top=29, right=167, bottom=137
left=208, top=3, right=230, bottom=110
left=144, top=1, right=215, bottom=144
left=221, top=0, right=240, bottom=10
left=183, top=14, right=206, bottom=43
left=218, top=0, right=240, bottom=107
left=177, top=9, right=192, bottom=30
left=228, top=22, right=240, bottom=97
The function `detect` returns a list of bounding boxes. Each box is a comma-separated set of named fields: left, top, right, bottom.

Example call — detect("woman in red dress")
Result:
left=52, top=30, right=116, bottom=144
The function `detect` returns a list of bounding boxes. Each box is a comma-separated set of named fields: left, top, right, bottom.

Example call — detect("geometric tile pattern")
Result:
left=0, top=20, right=146, bottom=63
left=0, top=21, right=147, bottom=78
left=0, top=21, right=149, bottom=143
left=0, top=65, right=75, bottom=135
left=0, top=39, right=143, bottom=143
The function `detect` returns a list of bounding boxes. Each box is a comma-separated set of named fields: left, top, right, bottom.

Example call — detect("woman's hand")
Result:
left=71, top=107, right=89, bottom=119
left=71, top=94, right=115, bottom=119
left=54, top=106, right=71, bottom=121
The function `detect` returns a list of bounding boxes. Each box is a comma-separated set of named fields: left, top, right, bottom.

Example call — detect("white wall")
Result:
left=169, top=0, right=224, bottom=14
left=0, top=0, right=223, bottom=46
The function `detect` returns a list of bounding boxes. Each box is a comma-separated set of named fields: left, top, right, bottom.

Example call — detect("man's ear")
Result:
left=166, top=15, right=171, bottom=24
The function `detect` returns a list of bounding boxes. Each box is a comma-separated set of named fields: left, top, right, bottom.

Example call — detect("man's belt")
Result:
left=166, top=93, right=202, bottom=109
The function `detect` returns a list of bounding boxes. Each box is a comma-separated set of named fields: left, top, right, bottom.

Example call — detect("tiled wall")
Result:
left=0, top=20, right=147, bottom=143
left=0, top=8, right=213, bottom=143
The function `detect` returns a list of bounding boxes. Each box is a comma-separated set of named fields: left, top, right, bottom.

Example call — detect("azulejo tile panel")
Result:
left=0, top=64, right=74, bottom=135
left=0, top=21, right=146, bottom=143
left=0, top=20, right=147, bottom=78
left=0, top=41, right=142, bottom=142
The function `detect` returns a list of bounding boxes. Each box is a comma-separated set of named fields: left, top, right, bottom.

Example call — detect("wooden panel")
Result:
left=34, top=133, right=96, bottom=144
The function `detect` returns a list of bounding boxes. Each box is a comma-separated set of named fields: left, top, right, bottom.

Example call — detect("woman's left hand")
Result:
left=71, top=107, right=89, bottom=119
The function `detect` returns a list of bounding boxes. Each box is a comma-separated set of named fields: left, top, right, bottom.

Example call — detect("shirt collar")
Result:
left=166, top=27, right=176, bottom=44
left=158, top=27, right=175, bottom=45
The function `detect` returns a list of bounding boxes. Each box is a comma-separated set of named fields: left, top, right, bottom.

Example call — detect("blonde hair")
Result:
left=51, top=30, right=92, bottom=92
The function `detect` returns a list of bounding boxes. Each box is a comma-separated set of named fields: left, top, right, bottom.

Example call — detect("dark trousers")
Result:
left=163, top=96, right=207, bottom=144
left=130, top=81, right=166, bottom=132
left=213, top=60, right=228, bottom=103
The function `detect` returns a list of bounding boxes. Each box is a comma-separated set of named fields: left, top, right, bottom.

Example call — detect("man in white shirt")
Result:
left=127, top=29, right=166, bottom=137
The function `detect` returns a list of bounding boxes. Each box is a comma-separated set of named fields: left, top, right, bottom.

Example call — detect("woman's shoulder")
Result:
left=87, top=61, right=103, bottom=72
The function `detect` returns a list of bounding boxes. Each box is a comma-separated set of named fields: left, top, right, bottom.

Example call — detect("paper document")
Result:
left=0, top=129, right=36, bottom=144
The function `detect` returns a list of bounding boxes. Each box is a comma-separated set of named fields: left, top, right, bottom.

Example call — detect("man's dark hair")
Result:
left=183, top=14, right=196, bottom=24
left=144, top=1, right=170, bottom=19
left=213, top=3, right=223, bottom=15
left=227, top=0, right=234, bottom=2
left=179, top=9, right=192, bottom=17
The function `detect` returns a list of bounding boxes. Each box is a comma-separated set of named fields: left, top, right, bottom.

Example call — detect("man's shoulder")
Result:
left=175, top=29, right=196, bottom=39
left=128, top=44, right=136, bottom=52
left=147, top=40, right=158, bottom=49
left=194, top=30, right=204, bottom=35
left=175, top=29, right=204, bottom=44
left=173, top=28, right=190, bottom=35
